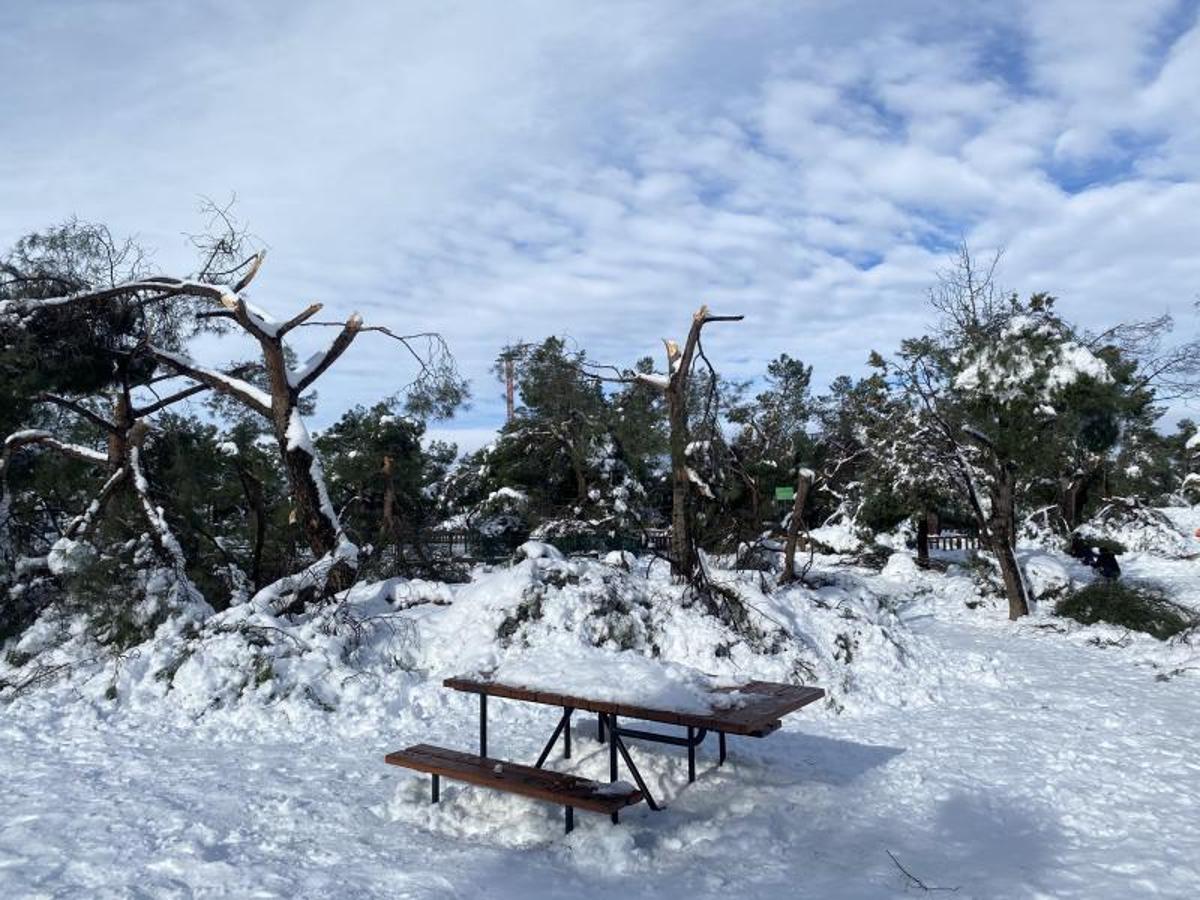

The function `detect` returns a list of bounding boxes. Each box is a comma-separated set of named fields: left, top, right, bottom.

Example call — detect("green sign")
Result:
left=775, top=486, right=795, bottom=501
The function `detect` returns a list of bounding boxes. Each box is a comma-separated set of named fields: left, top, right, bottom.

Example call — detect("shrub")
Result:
left=1067, top=535, right=1126, bottom=556
left=1056, top=581, right=1195, bottom=640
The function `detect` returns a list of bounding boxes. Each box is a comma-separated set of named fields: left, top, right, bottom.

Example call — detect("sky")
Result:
left=2, top=0, right=1199, bottom=451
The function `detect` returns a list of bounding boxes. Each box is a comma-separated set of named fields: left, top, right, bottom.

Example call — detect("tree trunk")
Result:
left=378, top=455, right=397, bottom=545
left=570, top=450, right=588, bottom=503
left=916, top=512, right=930, bottom=566
left=107, top=390, right=132, bottom=468
left=631, top=305, right=742, bottom=581
left=236, top=464, right=267, bottom=590
left=779, top=470, right=813, bottom=585
left=988, top=466, right=1030, bottom=620
left=262, top=338, right=356, bottom=595
left=666, top=385, right=695, bottom=578
left=1060, top=471, right=1088, bottom=529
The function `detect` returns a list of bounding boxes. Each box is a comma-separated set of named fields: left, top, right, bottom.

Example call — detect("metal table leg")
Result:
left=479, top=693, right=488, bottom=757
left=687, top=727, right=696, bottom=782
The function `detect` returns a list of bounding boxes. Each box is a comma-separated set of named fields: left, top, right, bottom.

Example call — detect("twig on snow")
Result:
left=887, top=850, right=959, bottom=892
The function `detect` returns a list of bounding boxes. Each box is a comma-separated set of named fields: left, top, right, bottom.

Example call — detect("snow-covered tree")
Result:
left=883, top=251, right=1116, bottom=619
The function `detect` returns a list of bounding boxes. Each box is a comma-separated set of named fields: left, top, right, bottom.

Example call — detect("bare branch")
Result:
left=886, top=850, right=959, bottom=893
left=231, top=250, right=267, bottom=293
left=293, top=313, right=363, bottom=393
left=277, top=301, right=323, bottom=336
left=62, top=467, right=128, bottom=540
left=132, top=383, right=209, bottom=418
left=128, top=446, right=190, bottom=573
left=37, top=394, right=118, bottom=434
left=150, top=347, right=272, bottom=417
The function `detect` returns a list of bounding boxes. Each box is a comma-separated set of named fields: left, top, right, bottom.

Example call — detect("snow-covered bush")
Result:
left=1077, top=498, right=1196, bottom=558
left=473, top=487, right=531, bottom=541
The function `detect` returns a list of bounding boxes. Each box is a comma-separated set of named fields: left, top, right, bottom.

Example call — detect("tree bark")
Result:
left=987, top=465, right=1030, bottom=620
left=235, top=463, right=267, bottom=590
left=570, top=448, right=589, bottom=502
left=666, top=382, right=696, bottom=578
left=779, top=470, right=813, bottom=585
left=916, top=511, right=930, bottom=566
left=157, top=293, right=363, bottom=598
left=1060, top=471, right=1089, bottom=529
left=262, top=339, right=356, bottom=594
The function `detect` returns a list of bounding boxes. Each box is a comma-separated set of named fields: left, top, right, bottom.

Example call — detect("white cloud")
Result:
left=1, top=0, right=1198, bottom=436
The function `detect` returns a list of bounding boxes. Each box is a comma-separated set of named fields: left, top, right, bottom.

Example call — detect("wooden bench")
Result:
left=384, top=743, right=643, bottom=833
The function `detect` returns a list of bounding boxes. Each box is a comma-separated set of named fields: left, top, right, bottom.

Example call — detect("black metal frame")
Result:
left=473, top=692, right=730, bottom=829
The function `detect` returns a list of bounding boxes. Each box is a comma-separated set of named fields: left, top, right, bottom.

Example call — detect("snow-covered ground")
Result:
left=3, top=544, right=1200, bottom=898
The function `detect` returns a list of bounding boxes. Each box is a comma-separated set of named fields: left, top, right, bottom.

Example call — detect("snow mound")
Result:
left=879, top=551, right=919, bottom=580
left=1, top=553, right=952, bottom=726
left=808, top=522, right=863, bottom=553
left=514, top=541, right=565, bottom=562
left=1021, top=551, right=1073, bottom=602
left=1078, top=499, right=1197, bottom=559
left=603, top=550, right=635, bottom=569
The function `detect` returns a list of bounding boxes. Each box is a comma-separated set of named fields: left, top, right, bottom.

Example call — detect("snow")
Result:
left=4, top=527, right=1200, bottom=896
left=2, top=430, right=108, bottom=465
left=486, top=487, right=530, bottom=506
left=153, top=347, right=274, bottom=411
left=953, top=318, right=1111, bottom=403
left=685, top=466, right=714, bottom=498
left=879, top=550, right=919, bottom=580
left=474, top=642, right=754, bottom=716
left=634, top=372, right=670, bottom=390
left=513, top=540, right=564, bottom=561
left=285, top=407, right=351, bottom=550
left=1079, top=500, right=1197, bottom=558
left=809, top=520, right=863, bottom=553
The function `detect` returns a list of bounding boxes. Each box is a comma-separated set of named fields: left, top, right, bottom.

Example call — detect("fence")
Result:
left=927, top=531, right=979, bottom=551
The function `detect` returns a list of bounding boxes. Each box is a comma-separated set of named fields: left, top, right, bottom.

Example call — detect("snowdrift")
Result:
left=0, top=549, right=966, bottom=730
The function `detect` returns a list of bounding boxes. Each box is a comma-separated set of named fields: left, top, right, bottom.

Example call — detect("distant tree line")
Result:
left=2, top=214, right=1198, bottom=655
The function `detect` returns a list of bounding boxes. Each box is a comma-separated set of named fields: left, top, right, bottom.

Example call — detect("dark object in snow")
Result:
left=1069, top=533, right=1121, bottom=575
left=1094, top=548, right=1121, bottom=580
left=384, top=744, right=642, bottom=834
left=1069, top=533, right=1100, bottom=567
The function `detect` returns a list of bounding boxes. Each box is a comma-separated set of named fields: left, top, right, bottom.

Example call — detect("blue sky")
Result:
left=2, top=0, right=1198, bottom=449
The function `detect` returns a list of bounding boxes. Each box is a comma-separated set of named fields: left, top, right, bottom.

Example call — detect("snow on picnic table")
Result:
left=468, top=639, right=754, bottom=714
left=3, top=602, right=1199, bottom=899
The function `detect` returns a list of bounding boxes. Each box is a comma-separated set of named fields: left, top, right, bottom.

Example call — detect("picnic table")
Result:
left=386, top=674, right=825, bottom=833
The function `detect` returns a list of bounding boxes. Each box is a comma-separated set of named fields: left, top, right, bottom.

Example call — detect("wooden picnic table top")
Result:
left=443, top=675, right=825, bottom=737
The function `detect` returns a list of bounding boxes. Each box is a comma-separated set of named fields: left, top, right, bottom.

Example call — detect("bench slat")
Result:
left=385, top=744, right=643, bottom=814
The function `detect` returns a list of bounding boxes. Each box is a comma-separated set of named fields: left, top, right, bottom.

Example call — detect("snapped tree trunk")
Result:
left=609, top=305, right=742, bottom=581
left=779, top=469, right=813, bottom=585
left=261, top=339, right=357, bottom=595
left=666, top=382, right=696, bottom=578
